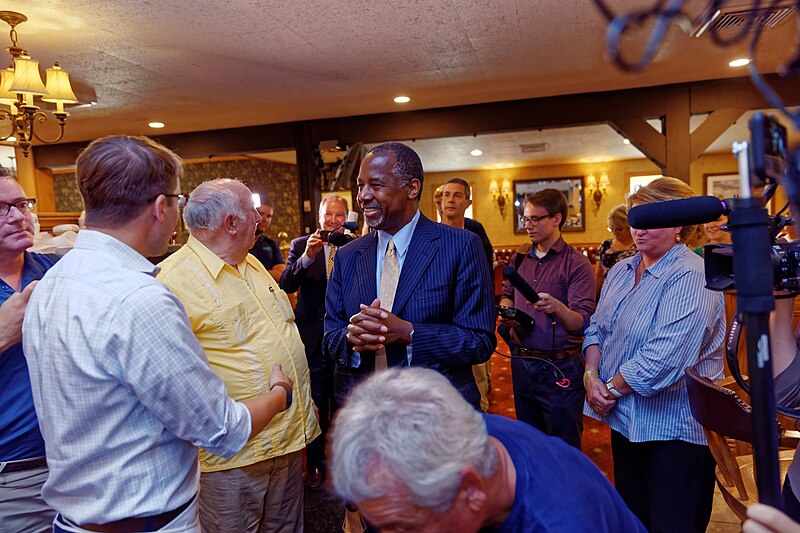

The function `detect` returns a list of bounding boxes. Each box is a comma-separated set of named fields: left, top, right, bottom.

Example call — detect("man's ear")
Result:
left=458, top=468, right=487, bottom=513
left=466, top=199, right=473, bottom=209
left=407, top=179, right=421, bottom=201
left=224, top=213, right=238, bottom=235
left=152, top=194, right=168, bottom=223
left=553, top=212, right=563, bottom=228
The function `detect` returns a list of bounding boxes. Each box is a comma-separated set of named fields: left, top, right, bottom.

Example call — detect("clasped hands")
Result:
left=346, top=298, right=412, bottom=352
left=585, top=374, right=617, bottom=418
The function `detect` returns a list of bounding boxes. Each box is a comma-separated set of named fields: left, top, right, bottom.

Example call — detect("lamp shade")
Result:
left=42, top=64, right=78, bottom=104
left=489, top=179, right=499, bottom=194
left=501, top=179, right=511, bottom=193
left=587, top=173, right=597, bottom=188
left=599, top=173, right=610, bottom=188
left=9, top=56, right=47, bottom=95
left=0, top=68, right=16, bottom=105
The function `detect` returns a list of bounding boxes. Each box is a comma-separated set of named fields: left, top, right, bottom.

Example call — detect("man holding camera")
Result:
left=499, top=189, right=595, bottom=448
left=280, top=193, right=348, bottom=490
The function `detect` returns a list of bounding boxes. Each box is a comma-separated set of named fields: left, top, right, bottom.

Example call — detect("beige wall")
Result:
left=422, top=153, right=739, bottom=248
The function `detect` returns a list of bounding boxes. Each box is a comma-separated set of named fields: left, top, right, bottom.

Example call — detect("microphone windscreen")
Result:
left=628, top=196, right=727, bottom=229
left=343, top=211, right=359, bottom=231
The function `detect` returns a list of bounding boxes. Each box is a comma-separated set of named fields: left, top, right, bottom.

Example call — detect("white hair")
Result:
left=183, top=178, right=247, bottom=232
left=330, top=368, right=497, bottom=513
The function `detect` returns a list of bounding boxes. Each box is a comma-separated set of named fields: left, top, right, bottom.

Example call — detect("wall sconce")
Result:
left=490, top=178, right=511, bottom=217
left=586, top=172, right=610, bottom=214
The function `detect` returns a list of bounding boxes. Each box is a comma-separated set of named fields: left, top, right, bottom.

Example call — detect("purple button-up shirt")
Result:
left=502, top=238, right=595, bottom=351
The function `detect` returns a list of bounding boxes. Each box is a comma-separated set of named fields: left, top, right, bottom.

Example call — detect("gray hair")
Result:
left=183, top=178, right=247, bottom=232
left=320, top=193, right=349, bottom=214
left=330, top=368, right=497, bottom=513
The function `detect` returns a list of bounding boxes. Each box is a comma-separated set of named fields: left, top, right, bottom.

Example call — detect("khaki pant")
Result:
left=199, top=450, right=304, bottom=533
left=473, top=361, right=491, bottom=412
left=0, top=464, right=54, bottom=533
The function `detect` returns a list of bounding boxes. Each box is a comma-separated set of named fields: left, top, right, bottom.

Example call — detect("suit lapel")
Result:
left=356, top=233, right=379, bottom=305
left=392, top=215, right=438, bottom=315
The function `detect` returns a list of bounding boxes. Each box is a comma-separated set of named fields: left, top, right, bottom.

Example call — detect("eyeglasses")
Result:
left=149, top=193, right=188, bottom=208
left=0, top=198, right=36, bottom=217
left=521, top=214, right=554, bottom=226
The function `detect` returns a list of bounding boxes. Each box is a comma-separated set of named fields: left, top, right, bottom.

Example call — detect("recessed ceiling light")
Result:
left=7, top=136, right=16, bottom=142
left=148, top=122, right=165, bottom=129
left=393, top=96, right=411, bottom=103
left=470, top=149, right=483, bottom=157
left=622, top=138, right=631, bottom=145
left=729, top=58, right=750, bottom=68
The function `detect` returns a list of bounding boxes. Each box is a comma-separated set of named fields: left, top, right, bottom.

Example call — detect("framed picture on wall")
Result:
left=513, top=177, right=585, bottom=233
left=704, top=173, right=740, bottom=199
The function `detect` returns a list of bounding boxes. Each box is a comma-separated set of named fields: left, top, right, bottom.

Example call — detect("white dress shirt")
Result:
left=22, top=230, right=251, bottom=524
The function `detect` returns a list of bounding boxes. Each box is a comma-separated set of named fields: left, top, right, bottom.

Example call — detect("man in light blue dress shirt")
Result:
left=23, top=136, right=292, bottom=533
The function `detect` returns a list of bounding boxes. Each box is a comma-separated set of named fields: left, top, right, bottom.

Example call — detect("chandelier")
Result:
left=0, top=11, right=78, bottom=157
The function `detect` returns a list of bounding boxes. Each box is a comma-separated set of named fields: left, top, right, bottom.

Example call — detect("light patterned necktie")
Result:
left=375, top=239, right=399, bottom=371
left=326, top=245, right=336, bottom=279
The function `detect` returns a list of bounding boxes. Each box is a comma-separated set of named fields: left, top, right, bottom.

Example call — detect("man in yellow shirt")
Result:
left=158, top=178, right=319, bottom=533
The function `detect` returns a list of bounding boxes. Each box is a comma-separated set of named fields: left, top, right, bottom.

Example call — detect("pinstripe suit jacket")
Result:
left=323, top=214, right=496, bottom=406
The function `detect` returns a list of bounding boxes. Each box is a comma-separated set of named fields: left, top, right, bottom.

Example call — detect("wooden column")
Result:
left=293, top=121, right=320, bottom=235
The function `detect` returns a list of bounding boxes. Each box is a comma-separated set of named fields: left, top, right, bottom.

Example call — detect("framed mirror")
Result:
left=513, top=177, right=585, bottom=233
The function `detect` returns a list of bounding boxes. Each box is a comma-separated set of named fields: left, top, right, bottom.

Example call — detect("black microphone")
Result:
left=628, top=196, right=728, bottom=229
left=502, top=266, right=556, bottom=323
left=328, top=231, right=356, bottom=247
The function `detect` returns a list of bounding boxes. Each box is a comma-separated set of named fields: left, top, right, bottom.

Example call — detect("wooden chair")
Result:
left=685, top=365, right=797, bottom=522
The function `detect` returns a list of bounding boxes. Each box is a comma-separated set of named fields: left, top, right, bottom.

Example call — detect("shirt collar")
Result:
left=377, top=210, right=420, bottom=258
left=527, top=236, right=566, bottom=258
left=185, top=235, right=248, bottom=279
left=627, top=242, right=685, bottom=279
left=74, top=230, right=160, bottom=277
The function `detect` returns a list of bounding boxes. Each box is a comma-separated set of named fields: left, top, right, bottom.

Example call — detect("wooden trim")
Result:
left=37, top=211, right=81, bottom=233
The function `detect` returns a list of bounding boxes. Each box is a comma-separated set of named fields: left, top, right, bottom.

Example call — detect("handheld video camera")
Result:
left=495, top=305, right=534, bottom=329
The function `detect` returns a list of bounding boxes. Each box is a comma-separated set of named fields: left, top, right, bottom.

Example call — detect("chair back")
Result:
left=685, top=365, right=753, bottom=443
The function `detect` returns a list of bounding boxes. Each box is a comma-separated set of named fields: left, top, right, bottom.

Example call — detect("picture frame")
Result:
left=513, top=177, right=585, bottom=233
left=704, top=173, right=740, bottom=199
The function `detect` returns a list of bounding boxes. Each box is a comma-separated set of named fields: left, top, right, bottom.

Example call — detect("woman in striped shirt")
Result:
left=582, top=178, right=726, bottom=533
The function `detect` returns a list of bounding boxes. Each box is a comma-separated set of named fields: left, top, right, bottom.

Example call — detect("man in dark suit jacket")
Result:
left=279, top=193, right=348, bottom=489
left=323, top=142, right=496, bottom=408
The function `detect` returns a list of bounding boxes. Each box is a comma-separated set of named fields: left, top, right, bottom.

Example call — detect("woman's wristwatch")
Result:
left=605, top=377, right=623, bottom=398
left=270, top=381, right=293, bottom=411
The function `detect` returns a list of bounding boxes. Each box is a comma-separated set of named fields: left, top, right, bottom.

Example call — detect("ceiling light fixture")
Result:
left=148, top=121, right=165, bottom=129
left=729, top=58, right=750, bottom=67
left=393, top=96, right=411, bottom=103
left=0, top=11, right=78, bottom=157
left=622, top=138, right=631, bottom=145
left=470, top=149, right=483, bottom=156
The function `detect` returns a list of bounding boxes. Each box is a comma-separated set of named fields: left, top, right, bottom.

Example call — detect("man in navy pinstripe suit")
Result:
left=323, top=142, right=496, bottom=409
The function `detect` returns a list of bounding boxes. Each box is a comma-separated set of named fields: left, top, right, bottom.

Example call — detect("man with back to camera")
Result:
left=280, top=193, right=348, bottom=489
left=323, top=141, right=496, bottom=409
left=22, top=135, right=292, bottom=532
left=0, top=168, right=56, bottom=532
left=329, top=367, right=646, bottom=533
left=249, top=196, right=286, bottom=281
left=499, top=189, right=595, bottom=448
left=157, top=178, right=319, bottom=532
left=440, top=177, right=495, bottom=411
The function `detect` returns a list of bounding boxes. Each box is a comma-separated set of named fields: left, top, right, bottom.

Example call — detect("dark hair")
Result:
left=0, top=166, right=12, bottom=178
left=444, top=178, right=471, bottom=200
left=367, top=142, right=425, bottom=200
left=76, top=136, right=182, bottom=228
left=525, top=189, right=569, bottom=230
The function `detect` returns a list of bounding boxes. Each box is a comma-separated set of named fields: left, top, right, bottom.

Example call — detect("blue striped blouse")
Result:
left=583, top=243, right=726, bottom=445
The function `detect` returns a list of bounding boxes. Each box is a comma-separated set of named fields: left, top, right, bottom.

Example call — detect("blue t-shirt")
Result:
left=0, top=251, right=56, bottom=461
left=486, top=414, right=645, bottom=533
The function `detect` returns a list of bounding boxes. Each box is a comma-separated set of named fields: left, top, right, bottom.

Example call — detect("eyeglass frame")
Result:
left=520, top=213, right=554, bottom=226
left=148, top=193, right=188, bottom=209
left=0, top=198, right=36, bottom=217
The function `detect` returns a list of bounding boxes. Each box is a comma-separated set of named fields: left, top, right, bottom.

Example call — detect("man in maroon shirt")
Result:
left=499, top=189, right=595, bottom=448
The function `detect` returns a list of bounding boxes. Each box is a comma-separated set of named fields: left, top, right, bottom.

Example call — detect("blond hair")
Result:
left=627, top=177, right=698, bottom=240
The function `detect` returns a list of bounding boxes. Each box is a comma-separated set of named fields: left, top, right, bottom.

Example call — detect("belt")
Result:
left=515, top=347, right=581, bottom=360
left=0, top=456, right=47, bottom=474
left=77, top=497, right=194, bottom=533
